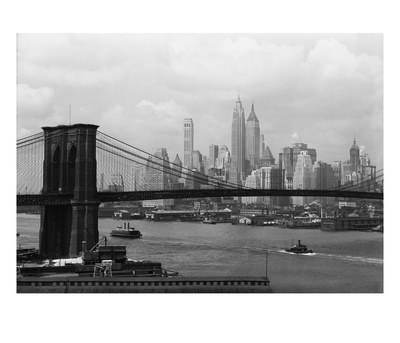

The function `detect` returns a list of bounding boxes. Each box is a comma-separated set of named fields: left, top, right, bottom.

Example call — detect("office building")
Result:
left=260, top=146, right=275, bottom=167
left=312, top=161, right=335, bottom=205
left=282, top=142, right=317, bottom=185
left=209, top=144, right=219, bottom=169
left=217, top=145, right=230, bottom=169
left=183, top=118, right=194, bottom=169
left=230, top=96, right=246, bottom=184
left=245, top=103, right=260, bottom=169
left=292, top=151, right=313, bottom=206
left=143, top=148, right=174, bottom=207
left=350, top=139, right=360, bottom=173
left=260, top=134, right=265, bottom=160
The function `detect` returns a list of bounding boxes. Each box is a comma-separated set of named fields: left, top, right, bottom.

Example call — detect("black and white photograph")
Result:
left=4, top=1, right=398, bottom=342
left=16, top=32, right=383, bottom=293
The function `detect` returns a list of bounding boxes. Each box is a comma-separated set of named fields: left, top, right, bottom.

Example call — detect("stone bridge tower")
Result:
left=39, top=124, right=99, bottom=258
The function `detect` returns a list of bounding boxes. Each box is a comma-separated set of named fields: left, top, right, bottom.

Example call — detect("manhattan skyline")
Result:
left=17, top=33, right=383, bottom=170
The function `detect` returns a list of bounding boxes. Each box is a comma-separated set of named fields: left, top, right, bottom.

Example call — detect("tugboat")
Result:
left=110, top=222, right=142, bottom=238
left=285, top=240, right=314, bottom=254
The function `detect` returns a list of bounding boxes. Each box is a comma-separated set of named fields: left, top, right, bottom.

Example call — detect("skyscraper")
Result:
left=217, top=145, right=230, bottom=169
left=170, top=153, right=183, bottom=189
left=260, top=146, right=275, bottom=167
left=282, top=142, right=317, bottom=185
left=145, top=148, right=170, bottom=191
left=292, top=151, right=313, bottom=206
left=183, top=118, right=194, bottom=169
left=350, top=139, right=360, bottom=172
left=230, top=96, right=246, bottom=184
left=245, top=102, right=260, bottom=169
left=209, top=144, right=219, bottom=169
left=260, top=134, right=265, bottom=160
left=143, top=148, right=173, bottom=207
left=312, top=161, right=335, bottom=205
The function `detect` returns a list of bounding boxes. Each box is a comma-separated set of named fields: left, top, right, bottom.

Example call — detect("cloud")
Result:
left=17, top=84, right=55, bottom=136
left=97, top=100, right=189, bottom=158
left=19, top=63, right=124, bottom=88
left=16, top=34, right=383, bottom=169
left=17, top=84, right=54, bottom=115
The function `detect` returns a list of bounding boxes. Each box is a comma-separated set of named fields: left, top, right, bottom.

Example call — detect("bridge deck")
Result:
left=17, top=188, right=383, bottom=206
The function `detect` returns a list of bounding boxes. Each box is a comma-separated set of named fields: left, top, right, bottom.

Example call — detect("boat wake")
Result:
left=315, top=253, right=383, bottom=265
left=137, top=239, right=382, bottom=265
left=280, top=250, right=316, bottom=256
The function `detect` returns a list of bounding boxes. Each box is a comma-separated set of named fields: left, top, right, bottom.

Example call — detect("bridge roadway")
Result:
left=17, top=188, right=383, bottom=206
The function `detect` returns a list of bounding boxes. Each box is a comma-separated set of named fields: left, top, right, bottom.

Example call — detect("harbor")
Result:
left=17, top=213, right=383, bottom=293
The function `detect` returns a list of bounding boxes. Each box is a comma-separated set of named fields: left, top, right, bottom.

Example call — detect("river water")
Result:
left=16, top=213, right=383, bottom=293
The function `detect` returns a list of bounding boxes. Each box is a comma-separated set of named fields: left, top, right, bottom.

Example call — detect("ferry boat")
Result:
left=285, top=240, right=314, bottom=254
left=110, top=222, right=142, bottom=238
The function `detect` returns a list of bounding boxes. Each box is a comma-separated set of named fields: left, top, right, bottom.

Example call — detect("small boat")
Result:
left=110, top=222, right=142, bottom=238
left=285, top=240, right=313, bottom=254
left=203, top=218, right=216, bottom=224
left=372, top=225, right=383, bottom=232
left=130, top=212, right=143, bottom=219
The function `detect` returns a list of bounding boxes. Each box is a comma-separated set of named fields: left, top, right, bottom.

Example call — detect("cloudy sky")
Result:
left=17, top=33, right=383, bottom=169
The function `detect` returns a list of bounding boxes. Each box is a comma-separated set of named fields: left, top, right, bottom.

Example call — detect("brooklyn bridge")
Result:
left=17, top=124, right=384, bottom=258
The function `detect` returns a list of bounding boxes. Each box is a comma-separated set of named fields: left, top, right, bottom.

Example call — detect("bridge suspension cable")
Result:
left=17, top=132, right=45, bottom=194
left=328, top=168, right=383, bottom=192
left=96, top=131, right=245, bottom=192
left=16, top=128, right=384, bottom=199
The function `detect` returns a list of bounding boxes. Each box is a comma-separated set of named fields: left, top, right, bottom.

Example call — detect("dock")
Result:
left=17, top=276, right=272, bottom=293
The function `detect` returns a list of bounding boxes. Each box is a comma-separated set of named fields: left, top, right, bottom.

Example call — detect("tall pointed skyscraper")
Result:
left=350, top=138, right=360, bottom=172
left=245, top=102, right=260, bottom=168
left=183, top=118, right=194, bottom=169
left=231, top=95, right=246, bottom=184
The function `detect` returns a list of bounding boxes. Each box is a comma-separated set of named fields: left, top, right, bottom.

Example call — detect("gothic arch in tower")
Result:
left=52, top=145, right=60, bottom=193
left=67, top=143, right=77, bottom=193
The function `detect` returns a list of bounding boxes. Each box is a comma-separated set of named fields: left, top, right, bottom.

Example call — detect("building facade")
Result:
left=312, top=161, right=335, bottom=205
left=143, top=148, right=174, bottom=207
left=350, top=139, right=360, bottom=173
left=230, top=96, right=246, bottom=184
left=183, top=118, right=194, bottom=170
left=282, top=143, right=317, bottom=187
left=292, top=151, right=313, bottom=206
left=245, top=103, right=260, bottom=169
left=260, top=146, right=275, bottom=167
left=209, top=144, right=219, bottom=169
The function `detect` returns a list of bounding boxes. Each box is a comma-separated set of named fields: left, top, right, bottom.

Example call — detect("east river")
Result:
left=16, top=213, right=383, bottom=293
